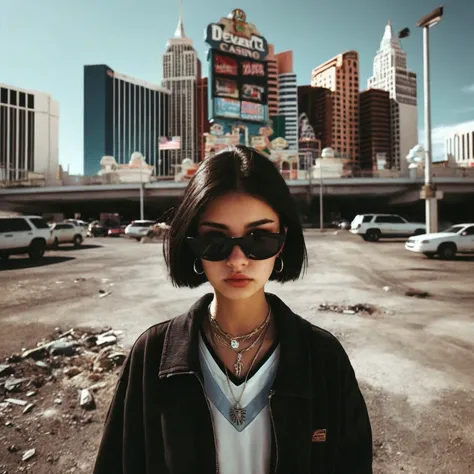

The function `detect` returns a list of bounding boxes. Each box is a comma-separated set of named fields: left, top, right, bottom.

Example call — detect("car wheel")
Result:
left=423, top=252, right=435, bottom=259
left=28, top=240, right=46, bottom=260
left=414, top=229, right=425, bottom=236
left=438, top=243, right=456, bottom=260
left=52, top=238, right=59, bottom=249
left=73, top=235, right=83, bottom=247
left=365, top=229, right=381, bottom=242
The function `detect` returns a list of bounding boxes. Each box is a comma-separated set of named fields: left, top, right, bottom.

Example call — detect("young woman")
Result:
left=93, top=145, right=372, bottom=474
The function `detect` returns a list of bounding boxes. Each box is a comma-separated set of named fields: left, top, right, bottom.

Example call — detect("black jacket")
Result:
left=93, top=293, right=372, bottom=473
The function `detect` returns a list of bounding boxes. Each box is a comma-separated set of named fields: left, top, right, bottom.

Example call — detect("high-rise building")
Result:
left=266, top=44, right=279, bottom=118
left=83, top=65, right=170, bottom=177
left=445, top=129, right=474, bottom=167
left=368, top=21, right=418, bottom=173
left=197, top=77, right=209, bottom=162
left=359, top=88, right=392, bottom=172
left=0, top=83, right=59, bottom=183
left=311, top=51, right=360, bottom=162
left=162, top=13, right=199, bottom=170
left=276, top=51, right=298, bottom=150
left=298, top=85, right=333, bottom=149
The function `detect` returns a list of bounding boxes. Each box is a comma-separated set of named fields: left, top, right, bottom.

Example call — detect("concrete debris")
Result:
left=8, top=444, right=19, bottom=452
left=1, top=326, right=125, bottom=439
left=79, top=389, right=95, bottom=410
left=405, top=289, right=431, bottom=298
left=0, top=364, right=14, bottom=377
left=318, top=303, right=377, bottom=315
left=22, top=403, right=35, bottom=414
left=22, top=448, right=36, bottom=462
left=5, top=378, right=29, bottom=392
left=96, top=334, right=117, bottom=346
left=5, top=398, right=27, bottom=406
left=98, top=290, right=112, bottom=298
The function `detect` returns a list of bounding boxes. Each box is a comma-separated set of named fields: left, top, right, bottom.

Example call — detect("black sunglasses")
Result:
left=186, top=231, right=286, bottom=261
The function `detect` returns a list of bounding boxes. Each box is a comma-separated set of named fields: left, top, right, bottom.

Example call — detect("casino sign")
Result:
left=205, top=9, right=269, bottom=60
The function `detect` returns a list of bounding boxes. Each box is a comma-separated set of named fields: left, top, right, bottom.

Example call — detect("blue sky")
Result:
left=1, top=0, right=473, bottom=174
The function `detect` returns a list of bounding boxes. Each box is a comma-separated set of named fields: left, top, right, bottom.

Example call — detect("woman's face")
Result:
left=197, top=192, right=284, bottom=301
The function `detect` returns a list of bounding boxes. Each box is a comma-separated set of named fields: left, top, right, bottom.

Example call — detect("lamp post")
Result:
left=399, top=6, right=444, bottom=233
left=140, top=157, right=144, bottom=220
left=320, top=147, right=334, bottom=232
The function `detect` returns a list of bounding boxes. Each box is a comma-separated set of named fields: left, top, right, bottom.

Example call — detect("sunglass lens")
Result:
left=242, top=234, right=282, bottom=260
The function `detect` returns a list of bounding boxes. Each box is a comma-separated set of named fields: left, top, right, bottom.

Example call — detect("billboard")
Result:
left=206, top=9, right=269, bottom=125
left=214, top=54, right=238, bottom=75
left=241, top=101, right=265, bottom=122
left=205, top=9, right=268, bottom=60
left=215, top=98, right=241, bottom=119
left=215, top=77, right=239, bottom=99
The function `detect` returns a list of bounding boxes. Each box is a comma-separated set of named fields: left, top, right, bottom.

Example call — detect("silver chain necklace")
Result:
left=208, top=303, right=271, bottom=377
left=210, top=323, right=268, bottom=426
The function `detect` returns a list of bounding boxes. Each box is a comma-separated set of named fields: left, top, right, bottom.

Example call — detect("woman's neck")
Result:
left=209, top=290, right=270, bottom=337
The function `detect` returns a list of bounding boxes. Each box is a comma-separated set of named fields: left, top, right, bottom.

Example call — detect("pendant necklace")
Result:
left=208, top=303, right=271, bottom=377
left=208, top=302, right=271, bottom=351
left=210, top=322, right=268, bottom=426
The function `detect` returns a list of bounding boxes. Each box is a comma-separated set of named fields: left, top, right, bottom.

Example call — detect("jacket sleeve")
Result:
left=335, top=351, right=373, bottom=474
left=93, top=346, right=147, bottom=474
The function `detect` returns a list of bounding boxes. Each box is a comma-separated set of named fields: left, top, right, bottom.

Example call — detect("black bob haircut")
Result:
left=163, top=145, right=308, bottom=288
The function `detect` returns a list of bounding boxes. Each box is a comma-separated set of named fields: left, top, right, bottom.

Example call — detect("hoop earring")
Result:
left=274, top=256, right=284, bottom=274
left=193, top=258, right=205, bottom=275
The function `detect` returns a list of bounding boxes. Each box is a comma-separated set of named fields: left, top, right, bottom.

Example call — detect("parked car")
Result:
left=125, top=220, right=156, bottom=240
left=0, top=215, right=52, bottom=261
left=88, top=221, right=108, bottom=237
left=405, top=223, right=474, bottom=259
left=350, top=214, right=426, bottom=242
left=107, top=224, right=125, bottom=237
left=50, top=222, right=87, bottom=248
left=64, top=219, right=89, bottom=230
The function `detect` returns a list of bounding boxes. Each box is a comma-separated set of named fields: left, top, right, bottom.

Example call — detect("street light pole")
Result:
left=140, top=158, right=144, bottom=220
left=422, top=25, right=436, bottom=233
left=319, top=157, right=324, bottom=233
left=417, top=6, right=444, bottom=234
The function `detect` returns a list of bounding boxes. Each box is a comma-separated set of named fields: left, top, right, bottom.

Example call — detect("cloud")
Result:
left=419, top=120, right=474, bottom=161
left=462, top=84, right=474, bottom=94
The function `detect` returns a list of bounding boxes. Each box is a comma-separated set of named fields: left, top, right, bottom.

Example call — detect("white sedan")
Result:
left=405, top=223, right=474, bottom=259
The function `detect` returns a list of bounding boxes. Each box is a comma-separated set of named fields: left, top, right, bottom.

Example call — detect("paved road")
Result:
left=0, top=233, right=473, bottom=472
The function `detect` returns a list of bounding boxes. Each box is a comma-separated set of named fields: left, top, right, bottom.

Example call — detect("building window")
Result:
left=1, top=88, right=8, bottom=104
left=10, top=90, right=17, bottom=106
left=27, top=94, right=34, bottom=109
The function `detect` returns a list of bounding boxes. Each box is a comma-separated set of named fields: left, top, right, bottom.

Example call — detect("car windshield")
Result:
left=442, top=225, right=464, bottom=234
left=132, top=222, right=154, bottom=227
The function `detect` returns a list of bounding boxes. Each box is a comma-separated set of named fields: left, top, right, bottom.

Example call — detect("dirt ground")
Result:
left=0, top=233, right=473, bottom=473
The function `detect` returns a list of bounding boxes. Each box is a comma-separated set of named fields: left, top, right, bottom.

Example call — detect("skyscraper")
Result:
left=266, top=44, right=279, bottom=118
left=83, top=65, right=170, bottom=176
left=196, top=77, right=209, bottom=162
left=0, top=83, right=59, bottom=183
left=368, top=21, right=418, bottom=173
left=276, top=51, right=298, bottom=151
left=359, top=88, right=392, bottom=172
left=311, top=51, right=360, bottom=162
left=298, top=85, right=333, bottom=150
left=162, top=11, right=199, bottom=171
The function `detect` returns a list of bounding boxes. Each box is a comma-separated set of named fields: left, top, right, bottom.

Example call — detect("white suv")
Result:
left=406, top=223, right=474, bottom=259
left=50, top=222, right=87, bottom=248
left=0, top=216, right=52, bottom=261
left=350, top=214, right=426, bottom=242
left=125, top=220, right=156, bottom=241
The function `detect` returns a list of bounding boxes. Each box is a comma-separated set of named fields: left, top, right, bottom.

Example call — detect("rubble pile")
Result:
left=0, top=327, right=126, bottom=471
left=317, top=303, right=377, bottom=315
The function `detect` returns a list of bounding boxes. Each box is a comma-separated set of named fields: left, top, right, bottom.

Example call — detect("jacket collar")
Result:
left=158, top=292, right=313, bottom=399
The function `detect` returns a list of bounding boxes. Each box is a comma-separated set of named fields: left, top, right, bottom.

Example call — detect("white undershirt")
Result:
left=199, top=334, right=280, bottom=474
